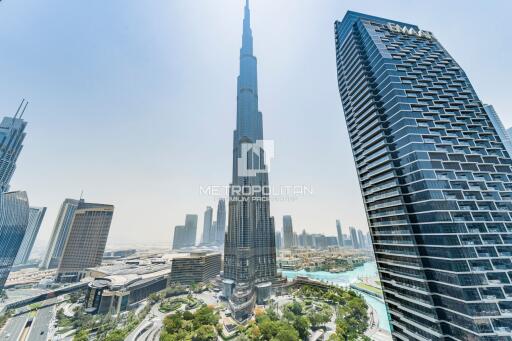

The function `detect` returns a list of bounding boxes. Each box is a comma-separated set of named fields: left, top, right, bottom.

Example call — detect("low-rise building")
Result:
left=168, top=251, right=221, bottom=285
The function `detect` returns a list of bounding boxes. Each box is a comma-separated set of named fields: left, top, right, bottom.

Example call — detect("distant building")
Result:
left=0, top=109, right=27, bottom=193
left=202, top=206, right=213, bottom=244
left=172, top=225, right=186, bottom=250
left=41, top=199, right=81, bottom=269
left=215, top=199, right=226, bottom=245
left=357, top=230, right=366, bottom=249
left=349, top=227, right=360, bottom=249
left=282, top=215, right=294, bottom=248
left=56, top=201, right=114, bottom=282
left=484, top=104, right=512, bottom=157
left=336, top=220, right=343, bottom=247
left=184, top=214, right=198, bottom=247
left=13, top=207, right=46, bottom=266
left=0, top=191, right=29, bottom=292
left=275, top=231, right=282, bottom=250
left=169, top=251, right=221, bottom=285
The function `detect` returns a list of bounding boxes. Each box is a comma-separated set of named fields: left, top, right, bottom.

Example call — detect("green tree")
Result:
left=293, top=315, right=311, bottom=340
left=192, top=325, right=217, bottom=341
left=73, top=329, right=89, bottom=341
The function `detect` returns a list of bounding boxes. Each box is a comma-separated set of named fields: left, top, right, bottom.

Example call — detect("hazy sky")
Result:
left=1, top=0, right=511, bottom=250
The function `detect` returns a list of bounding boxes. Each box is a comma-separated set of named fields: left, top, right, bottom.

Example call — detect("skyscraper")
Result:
left=484, top=104, right=512, bottom=158
left=13, top=206, right=46, bottom=266
left=56, top=201, right=114, bottom=282
left=223, top=0, right=277, bottom=321
left=282, top=215, right=294, bottom=249
left=184, top=214, right=198, bottom=247
left=41, top=198, right=81, bottom=269
left=336, top=219, right=344, bottom=247
left=357, top=229, right=366, bottom=249
left=202, top=206, right=213, bottom=244
left=172, top=225, right=187, bottom=250
left=349, top=226, right=360, bottom=249
left=215, top=199, right=226, bottom=245
left=0, top=191, right=29, bottom=292
left=336, top=11, right=512, bottom=339
left=275, top=231, right=282, bottom=250
left=0, top=103, right=28, bottom=193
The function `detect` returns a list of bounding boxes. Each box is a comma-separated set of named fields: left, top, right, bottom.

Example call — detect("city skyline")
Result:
left=1, top=0, right=511, bottom=251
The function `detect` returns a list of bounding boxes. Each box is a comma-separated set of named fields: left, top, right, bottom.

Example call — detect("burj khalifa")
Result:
left=222, top=0, right=277, bottom=321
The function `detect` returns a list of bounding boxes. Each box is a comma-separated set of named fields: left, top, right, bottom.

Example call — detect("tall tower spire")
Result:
left=223, top=0, right=277, bottom=322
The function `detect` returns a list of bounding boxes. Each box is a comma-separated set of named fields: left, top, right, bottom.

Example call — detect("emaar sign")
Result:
left=387, top=23, right=434, bottom=40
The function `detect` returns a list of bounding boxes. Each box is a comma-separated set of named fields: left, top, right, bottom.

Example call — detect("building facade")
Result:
left=0, top=111, right=27, bottom=193
left=0, top=191, right=29, bottom=292
left=184, top=214, right=197, bottom=247
left=336, top=220, right=344, bottom=247
left=56, top=201, right=114, bottom=282
left=216, top=199, right=226, bottom=245
left=485, top=104, right=512, bottom=159
left=41, top=199, right=81, bottom=269
left=202, top=206, right=213, bottom=244
left=13, top=206, right=46, bottom=266
left=336, top=11, right=512, bottom=340
left=223, top=0, right=277, bottom=321
left=283, top=215, right=294, bottom=249
left=169, top=252, right=221, bottom=285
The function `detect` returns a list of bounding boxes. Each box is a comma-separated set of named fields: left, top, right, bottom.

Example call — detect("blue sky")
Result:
left=1, top=0, right=511, bottom=249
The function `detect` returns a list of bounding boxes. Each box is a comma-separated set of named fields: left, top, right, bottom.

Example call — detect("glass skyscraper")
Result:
left=336, top=11, right=512, bottom=340
left=41, top=198, right=81, bottom=269
left=485, top=104, right=512, bottom=159
left=0, top=112, right=27, bottom=193
left=56, top=201, right=114, bottom=282
left=0, top=191, right=29, bottom=292
left=13, top=206, right=46, bottom=266
left=223, top=0, right=277, bottom=321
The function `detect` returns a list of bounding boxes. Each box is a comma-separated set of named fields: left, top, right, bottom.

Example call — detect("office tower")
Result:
left=56, top=201, right=114, bottom=282
left=41, top=199, right=81, bottom=269
left=0, top=191, right=29, bottom=292
left=349, top=226, right=360, bottom=249
left=202, top=206, right=213, bottom=244
left=223, top=0, right=277, bottom=321
left=508, top=127, right=512, bottom=138
left=282, top=215, right=294, bottom=248
left=13, top=206, right=46, bottom=266
left=357, top=229, right=366, bottom=249
left=184, top=214, right=198, bottom=247
left=215, top=199, right=226, bottom=245
left=275, top=231, right=282, bottom=250
left=172, top=225, right=187, bottom=250
left=336, top=220, right=344, bottom=247
left=0, top=102, right=28, bottom=193
left=484, top=104, right=512, bottom=158
left=336, top=11, right=512, bottom=339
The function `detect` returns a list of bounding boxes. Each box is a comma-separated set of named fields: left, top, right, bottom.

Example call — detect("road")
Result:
left=126, top=303, right=164, bottom=341
left=0, top=314, right=28, bottom=341
left=27, top=306, right=55, bottom=341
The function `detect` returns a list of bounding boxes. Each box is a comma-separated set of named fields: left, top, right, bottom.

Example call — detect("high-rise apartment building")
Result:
left=57, top=201, right=114, bottom=282
left=215, top=199, right=226, bottom=245
left=13, top=206, right=46, bottom=266
left=172, top=225, right=187, bottom=250
left=484, top=104, right=512, bottom=158
left=223, top=0, right=277, bottom=321
left=282, top=215, right=294, bottom=249
left=0, top=191, right=29, bottom=292
left=0, top=104, right=27, bottom=193
left=349, top=226, right=360, bottom=249
left=357, top=229, right=366, bottom=249
left=336, top=220, right=344, bottom=247
left=41, top=199, right=81, bottom=269
left=202, top=206, right=213, bottom=244
left=184, top=214, right=198, bottom=247
left=336, top=11, right=512, bottom=339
